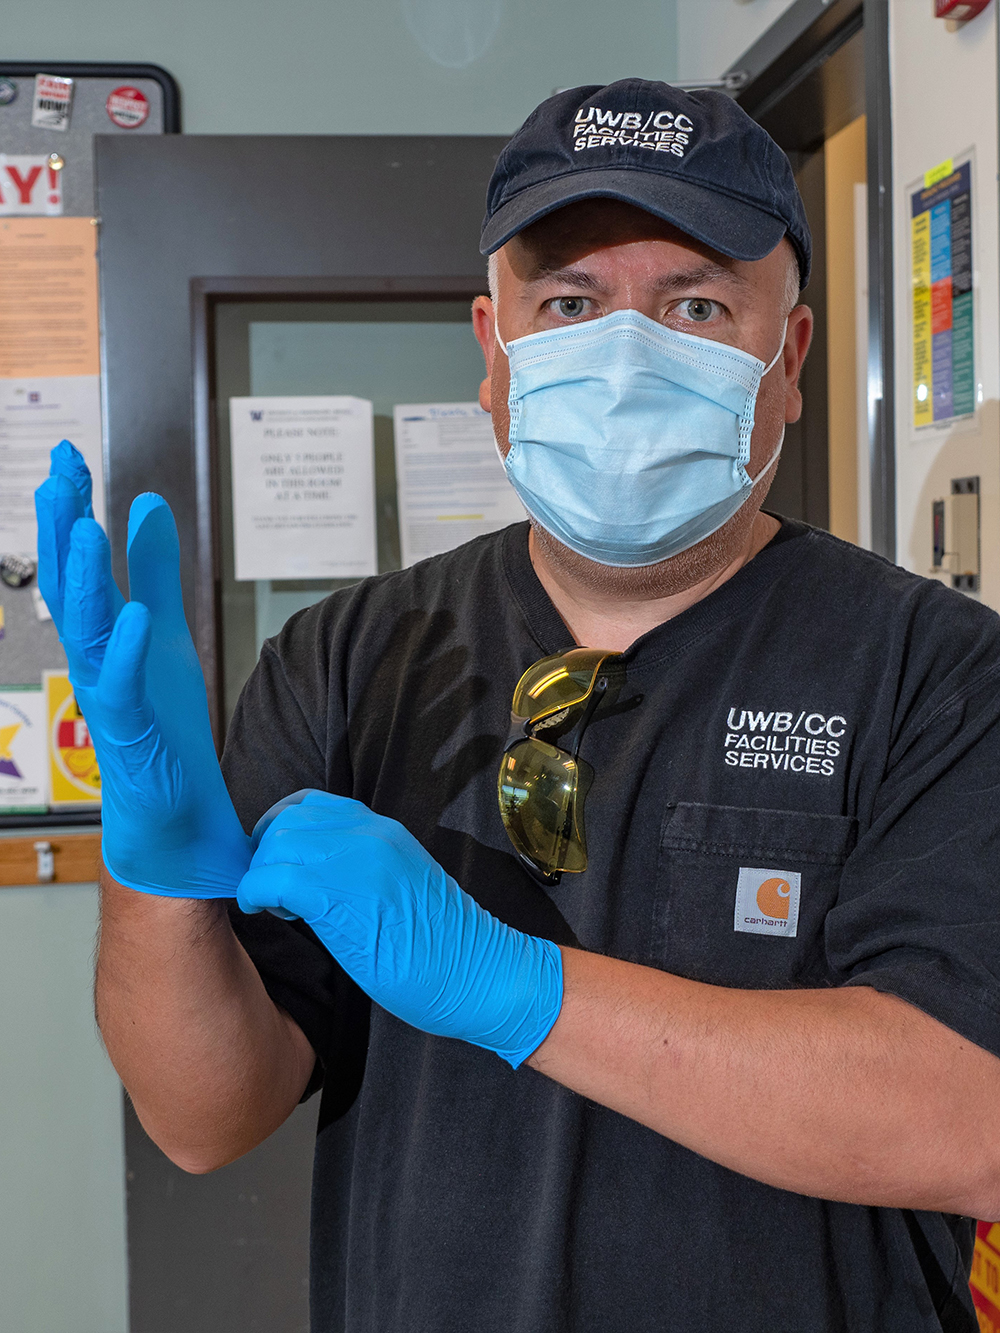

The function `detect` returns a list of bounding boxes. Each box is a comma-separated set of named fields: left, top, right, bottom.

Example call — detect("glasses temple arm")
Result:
left=564, top=676, right=608, bottom=759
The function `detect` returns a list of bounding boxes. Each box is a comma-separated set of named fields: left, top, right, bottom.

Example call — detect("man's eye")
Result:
left=554, top=296, right=588, bottom=318
left=678, top=298, right=718, bottom=323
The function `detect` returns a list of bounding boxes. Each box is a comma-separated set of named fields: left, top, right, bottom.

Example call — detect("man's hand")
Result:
left=237, top=790, right=564, bottom=1067
left=34, top=443, right=250, bottom=897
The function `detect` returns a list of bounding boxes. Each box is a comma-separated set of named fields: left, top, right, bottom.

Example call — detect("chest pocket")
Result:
left=652, top=802, right=857, bottom=989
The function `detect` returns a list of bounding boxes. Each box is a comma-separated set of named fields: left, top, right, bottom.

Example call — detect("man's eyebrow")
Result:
left=522, top=261, right=751, bottom=294
left=522, top=265, right=605, bottom=290
left=651, top=263, right=751, bottom=294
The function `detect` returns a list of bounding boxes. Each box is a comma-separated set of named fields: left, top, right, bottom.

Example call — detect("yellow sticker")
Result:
left=924, top=158, right=954, bottom=189
left=43, top=671, right=101, bottom=806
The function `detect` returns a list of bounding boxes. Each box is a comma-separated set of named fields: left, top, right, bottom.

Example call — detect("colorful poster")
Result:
left=911, top=157, right=974, bottom=429
left=971, top=1221, right=1000, bottom=1331
left=43, top=670, right=100, bottom=806
left=0, top=686, right=46, bottom=811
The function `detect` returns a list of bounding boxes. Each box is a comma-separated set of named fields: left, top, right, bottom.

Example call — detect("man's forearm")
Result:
left=96, top=864, right=315, bottom=1172
left=528, top=948, right=1000, bottom=1217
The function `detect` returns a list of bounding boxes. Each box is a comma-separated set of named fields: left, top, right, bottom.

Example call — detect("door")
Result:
left=97, top=133, right=502, bottom=1333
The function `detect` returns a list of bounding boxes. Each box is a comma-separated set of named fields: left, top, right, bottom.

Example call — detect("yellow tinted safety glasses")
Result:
left=497, top=648, right=620, bottom=884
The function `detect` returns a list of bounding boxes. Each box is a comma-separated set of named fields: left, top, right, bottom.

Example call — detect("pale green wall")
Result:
left=0, top=880, right=129, bottom=1333
left=4, top=0, right=677, bottom=135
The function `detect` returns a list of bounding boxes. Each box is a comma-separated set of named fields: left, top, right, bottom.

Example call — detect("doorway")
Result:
left=732, top=0, right=869, bottom=544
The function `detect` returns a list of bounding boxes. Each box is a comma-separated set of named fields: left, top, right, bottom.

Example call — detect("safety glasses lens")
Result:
left=498, top=739, right=588, bottom=875
left=511, top=648, right=609, bottom=723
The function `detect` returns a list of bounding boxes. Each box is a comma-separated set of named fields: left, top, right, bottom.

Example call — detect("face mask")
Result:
left=495, top=308, right=786, bottom=568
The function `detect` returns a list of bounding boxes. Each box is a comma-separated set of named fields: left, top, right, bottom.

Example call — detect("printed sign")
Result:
left=392, top=402, right=523, bottom=567
left=229, top=396, right=377, bottom=581
left=911, top=156, right=974, bottom=429
left=0, top=375, right=104, bottom=557
left=106, top=86, right=150, bottom=129
left=0, top=155, right=62, bottom=216
left=43, top=671, right=100, bottom=807
left=0, top=687, right=46, bottom=812
left=31, top=74, right=73, bottom=132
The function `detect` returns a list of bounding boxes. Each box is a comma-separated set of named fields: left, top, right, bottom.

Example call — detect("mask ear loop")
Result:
left=494, top=315, right=508, bottom=358
left=747, top=318, right=790, bottom=484
left=762, top=317, right=789, bottom=377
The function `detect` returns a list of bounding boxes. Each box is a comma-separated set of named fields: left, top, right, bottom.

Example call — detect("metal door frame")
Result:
left=723, top=0, right=895, bottom=559
left=191, top=274, right=489, bottom=742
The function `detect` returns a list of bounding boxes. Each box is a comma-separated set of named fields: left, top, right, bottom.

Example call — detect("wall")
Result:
left=0, top=877, right=129, bottom=1333
left=3, top=0, right=677, bottom=135
left=675, top=0, right=798, bottom=82
left=888, top=0, right=1000, bottom=609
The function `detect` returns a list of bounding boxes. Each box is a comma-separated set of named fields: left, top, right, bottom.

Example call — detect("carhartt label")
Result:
left=723, top=708, right=848, bottom=777
left=571, top=105, right=694, bottom=156
left=734, top=867, right=801, bottom=938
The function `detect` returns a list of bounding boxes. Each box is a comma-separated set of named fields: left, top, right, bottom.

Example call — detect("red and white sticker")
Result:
left=106, top=86, right=150, bottom=130
left=31, top=74, right=73, bottom=132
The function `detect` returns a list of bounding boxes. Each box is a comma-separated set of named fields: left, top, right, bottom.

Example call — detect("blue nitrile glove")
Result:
left=34, top=445, right=250, bottom=896
left=237, top=790, right=564, bottom=1067
left=35, top=439, right=122, bottom=631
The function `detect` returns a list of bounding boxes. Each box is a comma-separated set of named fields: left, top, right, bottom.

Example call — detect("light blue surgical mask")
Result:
left=495, top=308, right=786, bottom=567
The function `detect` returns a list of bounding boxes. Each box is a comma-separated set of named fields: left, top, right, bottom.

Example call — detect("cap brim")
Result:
left=480, top=167, right=789, bottom=267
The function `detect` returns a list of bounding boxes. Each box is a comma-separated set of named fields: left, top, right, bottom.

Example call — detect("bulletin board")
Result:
left=0, top=63, right=179, bottom=829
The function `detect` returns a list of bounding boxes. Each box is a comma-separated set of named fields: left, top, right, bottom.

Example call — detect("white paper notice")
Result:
left=0, top=687, right=47, bottom=811
left=0, top=375, right=104, bottom=558
left=393, top=403, right=523, bottom=567
left=229, top=396, right=377, bottom=581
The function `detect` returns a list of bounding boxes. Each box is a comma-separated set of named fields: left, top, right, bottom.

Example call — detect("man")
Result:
left=38, top=80, right=1000, bottom=1331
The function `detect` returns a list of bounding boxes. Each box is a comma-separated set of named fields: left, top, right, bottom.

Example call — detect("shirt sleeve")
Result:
left=221, top=602, right=371, bottom=1111
left=828, top=638, right=1000, bottom=1060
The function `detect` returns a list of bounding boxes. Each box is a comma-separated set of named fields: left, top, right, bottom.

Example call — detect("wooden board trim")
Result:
left=0, top=833, right=101, bottom=886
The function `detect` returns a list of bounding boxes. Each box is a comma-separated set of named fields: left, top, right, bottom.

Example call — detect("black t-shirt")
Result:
left=222, top=518, right=1000, bottom=1333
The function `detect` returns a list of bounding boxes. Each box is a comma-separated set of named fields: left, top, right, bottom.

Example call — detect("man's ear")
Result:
left=782, top=303, right=814, bottom=425
left=471, top=296, right=495, bottom=412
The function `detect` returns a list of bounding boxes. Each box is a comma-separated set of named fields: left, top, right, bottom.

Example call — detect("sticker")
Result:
left=0, top=554, right=36, bottom=588
left=0, top=154, right=63, bottom=215
left=31, top=587, right=51, bottom=622
left=0, top=78, right=18, bottom=107
left=44, top=671, right=101, bottom=806
left=106, top=85, right=149, bottom=129
left=31, top=74, right=73, bottom=132
left=734, top=867, right=801, bottom=938
left=0, top=686, right=47, bottom=812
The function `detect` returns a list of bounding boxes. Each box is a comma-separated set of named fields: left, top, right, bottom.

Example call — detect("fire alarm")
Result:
left=935, top=0, right=991, bottom=19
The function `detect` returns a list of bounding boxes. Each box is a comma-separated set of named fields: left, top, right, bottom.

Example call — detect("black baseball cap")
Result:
left=480, top=78, right=811, bottom=288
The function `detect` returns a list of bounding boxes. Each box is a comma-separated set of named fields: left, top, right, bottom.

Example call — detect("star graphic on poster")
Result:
left=0, top=722, right=22, bottom=779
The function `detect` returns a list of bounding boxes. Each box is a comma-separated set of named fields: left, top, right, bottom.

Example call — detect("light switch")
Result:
left=931, top=476, right=979, bottom=592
